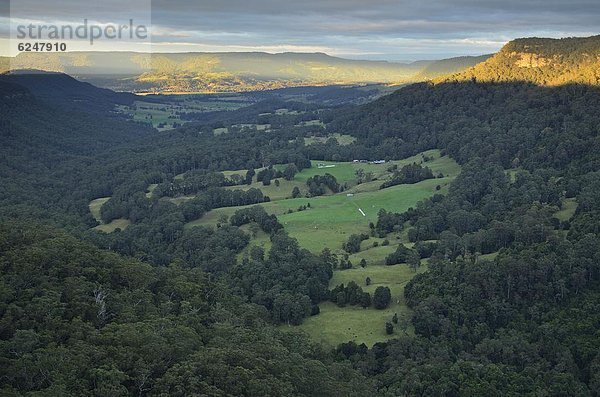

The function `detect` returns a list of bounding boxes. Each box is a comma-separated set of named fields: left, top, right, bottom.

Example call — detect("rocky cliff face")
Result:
left=440, top=35, right=600, bottom=86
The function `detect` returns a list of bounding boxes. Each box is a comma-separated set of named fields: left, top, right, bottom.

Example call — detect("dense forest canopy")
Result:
left=1, top=35, right=600, bottom=395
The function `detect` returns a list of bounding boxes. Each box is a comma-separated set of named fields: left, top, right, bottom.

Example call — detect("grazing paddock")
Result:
left=288, top=263, right=426, bottom=347
left=188, top=177, right=447, bottom=253
left=292, top=149, right=459, bottom=189
left=186, top=150, right=460, bottom=252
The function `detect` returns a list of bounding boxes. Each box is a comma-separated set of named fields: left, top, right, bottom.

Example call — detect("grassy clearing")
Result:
left=225, top=179, right=307, bottom=201
left=506, top=168, right=523, bottom=182
left=555, top=198, right=578, bottom=221
left=234, top=123, right=271, bottom=131
left=289, top=264, right=426, bottom=347
left=173, top=168, right=268, bottom=183
left=274, top=178, right=452, bottom=253
left=180, top=100, right=246, bottom=112
left=185, top=207, right=241, bottom=229
left=118, top=97, right=247, bottom=131
left=94, top=219, right=131, bottom=233
left=89, top=197, right=130, bottom=233
left=213, top=127, right=229, bottom=135
left=189, top=177, right=448, bottom=253
left=293, top=149, right=460, bottom=188
left=187, top=150, right=460, bottom=252
left=274, top=108, right=301, bottom=115
left=89, top=197, right=110, bottom=222
left=164, top=195, right=196, bottom=205
left=221, top=167, right=266, bottom=182
left=237, top=226, right=272, bottom=258
left=214, top=124, right=271, bottom=135
left=304, top=133, right=354, bottom=145
left=298, top=120, right=325, bottom=127
left=146, top=184, right=158, bottom=198
left=172, top=150, right=458, bottom=205
left=348, top=235, right=420, bottom=267
left=184, top=197, right=309, bottom=229
left=479, top=251, right=499, bottom=261
left=118, top=101, right=182, bottom=131
left=222, top=169, right=246, bottom=178
left=349, top=243, right=400, bottom=266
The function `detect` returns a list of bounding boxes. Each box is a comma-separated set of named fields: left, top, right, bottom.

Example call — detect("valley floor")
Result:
left=88, top=149, right=461, bottom=346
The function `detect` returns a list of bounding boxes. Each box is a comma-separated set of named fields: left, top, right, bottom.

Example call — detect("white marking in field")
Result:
left=317, top=165, right=336, bottom=169
left=358, top=208, right=366, bottom=217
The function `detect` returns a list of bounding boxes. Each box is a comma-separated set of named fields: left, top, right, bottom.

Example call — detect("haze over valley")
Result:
left=2, top=51, right=491, bottom=93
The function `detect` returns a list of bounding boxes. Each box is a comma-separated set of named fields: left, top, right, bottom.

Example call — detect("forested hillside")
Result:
left=0, top=70, right=136, bottom=112
left=0, top=222, right=372, bottom=395
left=319, top=41, right=600, bottom=393
left=0, top=78, right=151, bottom=228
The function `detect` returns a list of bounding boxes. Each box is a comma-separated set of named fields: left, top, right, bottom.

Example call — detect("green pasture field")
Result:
left=288, top=263, right=426, bottom=347
left=88, top=197, right=130, bottom=232
left=188, top=176, right=451, bottom=253
left=304, top=133, right=354, bottom=146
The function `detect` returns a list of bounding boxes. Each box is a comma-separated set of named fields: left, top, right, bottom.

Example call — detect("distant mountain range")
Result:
left=441, top=35, right=600, bottom=85
left=0, top=51, right=490, bottom=93
left=413, top=55, right=491, bottom=79
left=2, top=35, right=597, bottom=95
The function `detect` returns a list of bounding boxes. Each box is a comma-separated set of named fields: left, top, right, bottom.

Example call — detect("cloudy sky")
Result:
left=1, top=0, right=599, bottom=60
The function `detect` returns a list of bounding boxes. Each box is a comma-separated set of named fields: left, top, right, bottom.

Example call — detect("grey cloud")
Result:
left=2, top=0, right=599, bottom=59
